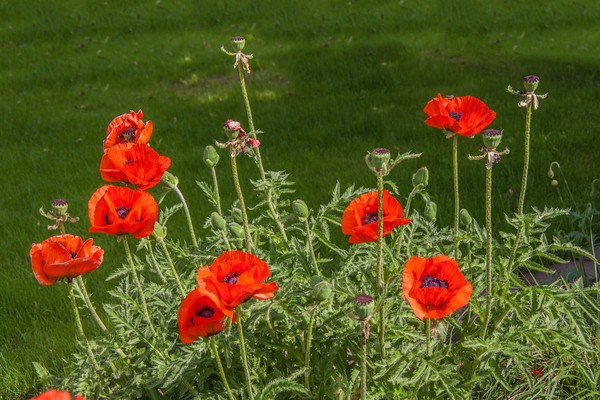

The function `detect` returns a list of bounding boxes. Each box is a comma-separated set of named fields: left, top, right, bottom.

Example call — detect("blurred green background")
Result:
left=2, top=0, right=599, bottom=397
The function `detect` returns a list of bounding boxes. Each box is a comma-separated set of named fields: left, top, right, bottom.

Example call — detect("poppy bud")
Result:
left=292, top=199, right=309, bottom=221
left=231, top=208, right=243, bottom=224
left=482, top=129, right=503, bottom=150
left=412, top=167, right=429, bottom=188
left=152, top=222, right=167, bottom=240
left=229, top=223, right=244, bottom=238
left=366, top=148, right=391, bottom=172
left=523, top=75, right=539, bottom=92
left=424, top=200, right=437, bottom=222
left=210, top=212, right=227, bottom=231
left=353, top=294, right=374, bottom=321
left=161, top=171, right=179, bottom=187
left=551, top=179, right=559, bottom=187
left=231, top=36, right=246, bottom=51
left=312, top=280, right=332, bottom=303
left=51, top=199, right=69, bottom=218
left=460, top=208, right=473, bottom=227
left=203, top=145, right=220, bottom=168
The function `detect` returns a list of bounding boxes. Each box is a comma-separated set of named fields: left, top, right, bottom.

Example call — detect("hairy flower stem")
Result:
left=236, top=314, right=255, bottom=400
left=122, top=238, right=157, bottom=336
left=68, top=283, right=101, bottom=372
left=74, top=276, right=108, bottom=334
left=210, top=337, right=237, bottom=400
left=360, top=321, right=369, bottom=400
left=230, top=154, right=253, bottom=252
left=376, top=174, right=386, bottom=358
left=147, top=243, right=168, bottom=284
left=220, top=230, right=232, bottom=250
left=452, top=135, right=460, bottom=259
left=394, top=186, right=419, bottom=255
left=303, top=218, right=320, bottom=276
left=210, top=166, right=223, bottom=215
left=237, top=63, right=288, bottom=243
left=170, top=184, right=197, bottom=246
left=482, top=167, right=493, bottom=339
left=304, top=304, right=318, bottom=389
left=155, top=238, right=186, bottom=297
left=425, top=318, right=431, bottom=356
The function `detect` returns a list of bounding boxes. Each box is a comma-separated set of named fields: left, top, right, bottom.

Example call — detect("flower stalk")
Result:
left=68, top=283, right=101, bottom=372
left=482, top=166, right=493, bottom=339
left=211, top=166, right=223, bottom=215
left=303, top=217, right=320, bottom=276
left=425, top=318, right=431, bottom=356
left=304, top=304, right=318, bottom=389
left=360, top=320, right=369, bottom=400
left=210, top=336, right=237, bottom=400
left=230, top=154, right=253, bottom=252
left=376, top=173, right=386, bottom=358
left=236, top=313, right=255, bottom=400
left=155, top=237, right=186, bottom=298
left=452, top=135, right=460, bottom=259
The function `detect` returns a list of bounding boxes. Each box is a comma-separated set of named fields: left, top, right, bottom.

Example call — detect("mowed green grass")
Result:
left=2, top=0, right=599, bottom=397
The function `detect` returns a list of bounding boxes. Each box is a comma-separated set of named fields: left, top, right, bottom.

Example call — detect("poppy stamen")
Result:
left=115, top=206, right=131, bottom=219
left=449, top=111, right=463, bottom=121
left=117, top=128, right=137, bottom=143
left=125, top=159, right=137, bottom=165
left=195, top=305, right=216, bottom=318
left=70, top=252, right=78, bottom=259
left=420, top=274, right=449, bottom=289
left=363, top=212, right=379, bottom=225
left=222, top=272, right=241, bottom=284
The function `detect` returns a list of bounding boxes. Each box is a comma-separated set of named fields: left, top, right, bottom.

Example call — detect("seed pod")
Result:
left=353, top=294, right=374, bottom=321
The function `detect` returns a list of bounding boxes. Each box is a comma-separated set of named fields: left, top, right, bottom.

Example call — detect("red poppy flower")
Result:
left=103, top=110, right=153, bottom=150
left=402, top=255, right=472, bottom=320
left=30, top=234, right=103, bottom=286
left=88, top=185, right=158, bottom=238
left=341, top=190, right=410, bottom=244
left=32, top=390, right=85, bottom=400
left=196, top=250, right=278, bottom=317
left=99, top=143, right=171, bottom=190
left=178, top=287, right=232, bottom=343
left=424, top=93, right=496, bottom=137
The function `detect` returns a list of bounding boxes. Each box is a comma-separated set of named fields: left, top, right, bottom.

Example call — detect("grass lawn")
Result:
left=1, top=0, right=599, bottom=398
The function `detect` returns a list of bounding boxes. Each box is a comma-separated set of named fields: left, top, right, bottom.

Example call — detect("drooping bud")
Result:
left=51, top=199, right=69, bottom=218
left=292, top=199, right=309, bottom=221
left=424, top=200, right=437, bottom=222
left=203, top=145, right=220, bottom=168
left=459, top=208, right=473, bottom=227
left=523, top=75, right=540, bottom=92
left=152, top=221, right=167, bottom=240
left=161, top=171, right=179, bottom=187
left=412, top=167, right=429, bottom=188
left=210, top=212, right=227, bottom=231
left=312, top=280, right=332, bottom=303
left=229, top=223, right=244, bottom=238
left=231, top=208, right=243, bottom=224
left=353, top=294, right=374, bottom=321
left=230, top=36, right=246, bottom=51
left=366, top=148, right=391, bottom=172
left=482, top=129, right=503, bottom=150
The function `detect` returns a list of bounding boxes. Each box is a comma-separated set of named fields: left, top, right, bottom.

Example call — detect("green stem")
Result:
left=220, top=230, right=232, bottom=250
left=236, top=313, right=255, bottom=400
left=210, top=337, right=237, bottom=400
left=517, top=102, right=533, bottom=216
left=171, top=184, right=197, bottom=246
left=482, top=167, right=493, bottom=339
left=506, top=228, right=524, bottom=275
left=68, top=283, right=101, bottom=371
left=304, top=305, right=318, bottom=389
left=453, top=135, right=460, bottom=259
left=230, top=154, right=253, bottom=252
left=74, top=276, right=108, bottom=334
left=147, top=243, right=168, bottom=285
left=376, top=174, right=386, bottom=358
left=394, top=186, right=419, bottom=255
left=425, top=318, right=431, bottom=356
left=303, top=218, right=319, bottom=276
left=155, top=238, right=186, bottom=297
left=360, top=321, right=368, bottom=400
left=211, top=166, right=223, bottom=215
left=122, top=237, right=157, bottom=336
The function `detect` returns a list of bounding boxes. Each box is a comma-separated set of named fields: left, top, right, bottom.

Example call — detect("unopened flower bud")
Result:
left=551, top=179, right=559, bottom=187
left=231, top=208, right=243, bottom=224
left=424, top=201, right=437, bottom=222
left=203, top=145, right=220, bottom=168
left=460, top=208, right=473, bottom=227
left=367, top=148, right=391, bottom=172
left=412, top=166, right=429, bottom=188
left=309, top=275, right=323, bottom=287
left=210, top=212, right=227, bottom=231
left=161, top=171, right=179, bottom=187
left=547, top=168, right=555, bottom=180
left=312, top=280, right=332, bottom=303
left=231, top=36, right=246, bottom=51
left=224, top=120, right=242, bottom=139
left=523, top=75, right=539, bottom=92
left=353, top=294, right=374, bottom=321
left=51, top=199, right=69, bottom=217
left=152, top=222, right=167, bottom=240
left=229, top=223, right=244, bottom=238
left=292, top=199, right=309, bottom=221
left=482, top=129, right=503, bottom=150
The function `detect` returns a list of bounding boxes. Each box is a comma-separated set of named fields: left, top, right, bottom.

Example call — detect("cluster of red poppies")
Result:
left=178, top=250, right=278, bottom=343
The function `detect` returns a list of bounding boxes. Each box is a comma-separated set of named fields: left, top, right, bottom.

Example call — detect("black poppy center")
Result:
left=70, top=252, right=78, bottom=259
left=449, top=111, right=462, bottom=122
left=196, top=305, right=215, bottom=319
left=420, top=274, right=449, bottom=289
left=116, top=206, right=131, bottom=219
left=117, top=127, right=136, bottom=142
left=125, top=159, right=137, bottom=165
left=222, top=272, right=241, bottom=284
left=363, top=212, right=379, bottom=225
